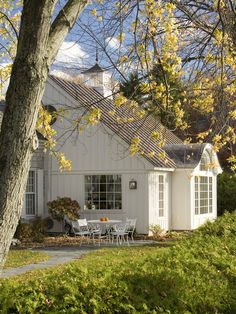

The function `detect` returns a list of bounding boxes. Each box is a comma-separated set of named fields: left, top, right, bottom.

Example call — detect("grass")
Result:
left=4, top=250, right=49, bottom=269
left=0, top=211, right=235, bottom=313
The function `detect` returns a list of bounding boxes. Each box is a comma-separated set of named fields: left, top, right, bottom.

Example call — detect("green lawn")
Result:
left=0, top=212, right=236, bottom=314
left=4, top=250, right=49, bottom=269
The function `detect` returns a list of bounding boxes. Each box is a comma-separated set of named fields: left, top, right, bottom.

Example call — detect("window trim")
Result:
left=25, top=170, right=37, bottom=216
left=84, top=174, right=122, bottom=210
left=194, top=175, right=213, bottom=215
left=199, top=150, right=212, bottom=172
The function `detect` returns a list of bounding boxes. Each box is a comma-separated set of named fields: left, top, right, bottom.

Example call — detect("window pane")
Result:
left=25, top=171, right=36, bottom=215
left=26, top=194, right=35, bottom=215
left=115, top=193, right=122, bottom=201
left=85, top=184, right=92, bottom=193
left=84, top=175, right=122, bottom=210
left=115, top=184, right=121, bottom=192
left=100, top=184, right=106, bottom=192
left=115, top=201, right=122, bottom=209
left=100, top=175, right=106, bottom=184
left=107, top=176, right=114, bottom=184
left=92, top=176, right=100, bottom=184
left=85, top=176, right=92, bottom=184
left=195, top=176, right=213, bottom=215
left=107, top=184, right=114, bottom=192
left=113, top=175, right=121, bottom=184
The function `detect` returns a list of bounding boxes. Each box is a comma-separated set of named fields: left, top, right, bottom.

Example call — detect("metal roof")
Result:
left=49, top=75, right=184, bottom=168
left=163, top=144, right=207, bottom=168
left=82, top=63, right=104, bottom=74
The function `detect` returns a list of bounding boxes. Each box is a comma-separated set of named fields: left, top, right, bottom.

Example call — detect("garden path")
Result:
left=0, top=241, right=153, bottom=278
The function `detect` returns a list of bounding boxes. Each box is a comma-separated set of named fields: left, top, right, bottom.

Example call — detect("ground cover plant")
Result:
left=0, top=211, right=235, bottom=314
left=4, top=250, right=49, bottom=269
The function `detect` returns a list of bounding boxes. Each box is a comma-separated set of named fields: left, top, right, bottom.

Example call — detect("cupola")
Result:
left=81, top=52, right=112, bottom=98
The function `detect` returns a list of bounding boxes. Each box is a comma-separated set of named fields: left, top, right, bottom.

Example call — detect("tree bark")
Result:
left=0, top=0, right=88, bottom=273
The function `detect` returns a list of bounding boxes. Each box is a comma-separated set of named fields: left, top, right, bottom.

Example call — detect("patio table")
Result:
left=87, top=220, right=122, bottom=224
left=87, top=220, right=122, bottom=237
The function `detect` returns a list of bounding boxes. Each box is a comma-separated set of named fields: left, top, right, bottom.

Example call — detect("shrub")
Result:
left=2, top=211, right=236, bottom=314
left=14, top=220, right=33, bottom=241
left=149, top=224, right=166, bottom=240
left=197, top=210, right=236, bottom=237
left=47, top=197, right=80, bottom=221
left=217, top=172, right=236, bottom=215
left=14, top=217, right=45, bottom=242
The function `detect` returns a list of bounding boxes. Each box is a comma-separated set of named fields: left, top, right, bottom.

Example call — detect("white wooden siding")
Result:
left=171, top=170, right=192, bottom=230
left=148, top=172, right=170, bottom=231
left=48, top=172, right=149, bottom=234
left=42, top=79, right=155, bottom=233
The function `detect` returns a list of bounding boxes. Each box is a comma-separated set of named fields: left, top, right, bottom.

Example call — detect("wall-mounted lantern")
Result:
left=129, top=180, right=137, bottom=190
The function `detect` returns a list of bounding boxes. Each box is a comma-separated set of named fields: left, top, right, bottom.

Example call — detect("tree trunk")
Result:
left=0, top=0, right=88, bottom=273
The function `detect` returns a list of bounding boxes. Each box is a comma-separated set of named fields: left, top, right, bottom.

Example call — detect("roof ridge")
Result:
left=49, top=74, right=184, bottom=168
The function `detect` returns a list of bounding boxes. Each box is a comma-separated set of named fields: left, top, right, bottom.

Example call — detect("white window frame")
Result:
left=84, top=175, right=122, bottom=210
left=194, top=176, right=213, bottom=215
left=25, top=170, right=37, bottom=216
left=200, top=151, right=211, bottom=171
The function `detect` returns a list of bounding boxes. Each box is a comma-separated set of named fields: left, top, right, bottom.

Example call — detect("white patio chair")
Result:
left=89, top=223, right=108, bottom=246
left=126, top=218, right=137, bottom=242
left=71, top=219, right=91, bottom=246
left=110, top=223, right=129, bottom=246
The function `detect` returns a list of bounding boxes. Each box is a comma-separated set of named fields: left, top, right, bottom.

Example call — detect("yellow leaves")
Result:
left=54, top=152, right=72, bottom=171
left=165, top=3, right=176, bottom=13
left=36, top=106, right=71, bottom=171
left=151, top=131, right=160, bottom=141
left=214, top=30, right=224, bottom=43
left=197, top=130, right=212, bottom=141
left=227, top=155, right=236, bottom=171
left=184, top=137, right=192, bottom=144
left=116, top=32, right=125, bottom=43
left=108, top=110, right=115, bottom=116
left=193, top=92, right=214, bottom=114
left=90, top=8, right=97, bottom=16
left=37, top=106, right=57, bottom=152
left=84, top=107, right=101, bottom=125
left=137, top=109, right=145, bottom=118
left=114, top=95, right=127, bottom=107
left=229, top=110, right=236, bottom=120
left=130, top=137, right=140, bottom=156
left=119, top=55, right=129, bottom=64
left=0, top=63, right=12, bottom=90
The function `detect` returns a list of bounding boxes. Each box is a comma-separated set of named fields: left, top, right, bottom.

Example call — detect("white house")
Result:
left=0, top=63, right=222, bottom=234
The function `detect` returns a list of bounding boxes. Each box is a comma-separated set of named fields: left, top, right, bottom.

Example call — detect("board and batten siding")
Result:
left=43, top=79, right=154, bottom=234
left=48, top=171, right=149, bottom=234
left=171, top=170, right=192, bottom=230
left=148, top=172, right=171, bottom=231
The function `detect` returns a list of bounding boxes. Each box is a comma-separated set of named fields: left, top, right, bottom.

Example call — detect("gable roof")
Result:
left=49, top=75, right=183, bottom=168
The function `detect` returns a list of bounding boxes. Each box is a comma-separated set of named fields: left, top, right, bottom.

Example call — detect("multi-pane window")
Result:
left=25, top=170, right=37, bottom=215
left=195, top=176, right=213, bottom=215
left=200, top=151, right=211, bottom=171
left=85, top=175, right=122, bottom=210
left=159, top=175, right=164, bottom=217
